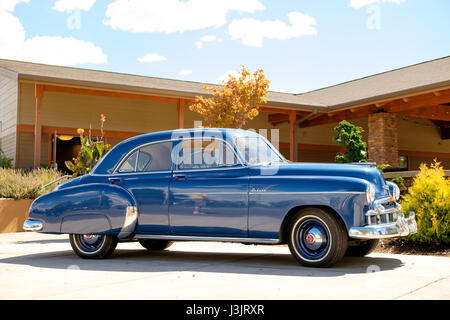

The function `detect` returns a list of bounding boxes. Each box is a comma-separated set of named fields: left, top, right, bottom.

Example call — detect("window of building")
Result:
left=398, top=156, right=408, bottom=170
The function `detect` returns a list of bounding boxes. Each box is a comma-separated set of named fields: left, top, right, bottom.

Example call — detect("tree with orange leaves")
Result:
left=189, top=66, right=270, bottom=128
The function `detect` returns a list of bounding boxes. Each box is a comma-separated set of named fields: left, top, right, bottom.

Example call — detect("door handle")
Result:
left=108, top=177, right=122, bottom=184
left=173, top=174, right=187, bottom=180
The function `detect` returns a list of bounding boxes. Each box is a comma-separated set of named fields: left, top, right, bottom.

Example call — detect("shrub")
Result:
left=400, top=160, right=450, bottom=244
left=0, top=168, right=62, bottom=199
left=0, top=149, right=13, bottom=169
left=65, top=114, right=112, bottom=177
left=333, top=120, right=367, bottom=163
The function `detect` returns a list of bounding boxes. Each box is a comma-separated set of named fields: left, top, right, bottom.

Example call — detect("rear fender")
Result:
left=28, top=183, right=138, bottom=239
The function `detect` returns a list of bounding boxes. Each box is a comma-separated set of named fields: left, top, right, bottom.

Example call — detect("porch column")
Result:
left=289, top=110, right=297, bottom=162
left=177, top=99, right=185, bottom=129
left=368, top=112, right=399, bottom=168
left=34, top=84, right=44, bottom=169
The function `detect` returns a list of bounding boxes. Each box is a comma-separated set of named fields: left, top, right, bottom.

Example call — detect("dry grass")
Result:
left=0, top=168, right=62, bottom=199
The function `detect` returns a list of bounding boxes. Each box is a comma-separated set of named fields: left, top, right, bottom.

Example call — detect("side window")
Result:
left=136, top=141, right=172, bottom=172
left=117, top=141, right=172, bottom=173
left=117, top=151, right=137, bottom=173
left=177, top=139, right=238, bottom=170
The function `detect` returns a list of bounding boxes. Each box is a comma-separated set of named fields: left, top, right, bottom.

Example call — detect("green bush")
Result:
left=400, top=160, right=450, bottom=244
left=65, top=115, right=112, bottom=177
left=333, top=120, right=367, bottom=163
left=0, top=149, right=13, bottom=169
left=0, top=168, right=62, bottom=199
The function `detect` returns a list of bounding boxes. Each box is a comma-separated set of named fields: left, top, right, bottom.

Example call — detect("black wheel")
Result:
left=346, top=239, right=379, bottom=257
left=287, top=208, right=348, bottom=268
left=69, top=234, right=118, bottom=259
left=139, top=239, right=173, bottom=251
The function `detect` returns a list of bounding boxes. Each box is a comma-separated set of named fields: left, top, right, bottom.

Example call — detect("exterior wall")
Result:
left=0, top=69, right=18, bottom=165
left=17, top=82, right=180, bottom=167
left=14, top=82, right=450, bottom=170
left=15, top=132, right=49, bottom=169
left=19, top=83, right=178, bottom=133
left=397, top=116, right=450, bottom=153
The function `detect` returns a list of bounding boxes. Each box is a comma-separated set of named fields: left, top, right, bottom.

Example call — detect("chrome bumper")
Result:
left=349, top=213, right=417, bottom=239
left=23, top=219, right=43, bottom=232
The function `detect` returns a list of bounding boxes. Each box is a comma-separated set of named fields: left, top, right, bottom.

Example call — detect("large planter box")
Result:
left=0, top=199, right=33, bottom=233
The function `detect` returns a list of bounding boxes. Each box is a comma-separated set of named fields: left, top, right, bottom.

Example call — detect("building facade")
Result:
left=1, top=57, right=449, bottom=172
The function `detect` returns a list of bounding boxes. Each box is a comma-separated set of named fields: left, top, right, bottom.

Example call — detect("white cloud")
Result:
left=104, top=0, right=265, bottom=33
left=52, top=0, right=96, bottom=12
left=195, top=34, right=217, bottom=48
left=0, top=0, right=29, bottom=12
left=178, top=69, right=192, bottom=76
left=138, top=53, right=167, bottom=63
left=21, top=36, right=107, bottom=65
left=349, top=0, right=405, bottom=9
left=216, top=69, right=240, bottom=83
left=228, top=12, right=317, bottom=47
left=0, top=1, right=107, bottom=65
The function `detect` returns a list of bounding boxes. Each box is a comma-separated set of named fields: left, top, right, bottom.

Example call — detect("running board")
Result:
left=133, top=234, right=280, bottom=244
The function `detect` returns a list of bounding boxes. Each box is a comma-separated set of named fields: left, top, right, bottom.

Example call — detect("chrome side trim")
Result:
left=23, top=219, right=43, bottom=232
left=249, top=191, right=365, bottom=195
left=133, top=234, right=280, bottom=244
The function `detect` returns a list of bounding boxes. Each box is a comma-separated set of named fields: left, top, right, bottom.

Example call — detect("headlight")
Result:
left=366, top=183, right=376, bottom=204
left=392, top=183, right=400, bottom=201
left=386, top=181, right=400, bottom=201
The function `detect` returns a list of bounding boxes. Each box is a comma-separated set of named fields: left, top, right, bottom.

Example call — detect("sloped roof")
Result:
left=0, top=59, right=325, bottom=110
left=297, top=56, right=450, bottom=110
left=0, top=56, right=449, bottom=111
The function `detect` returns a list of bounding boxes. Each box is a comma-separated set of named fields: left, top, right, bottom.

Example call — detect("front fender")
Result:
left=248, top=176, right=370, bottom=239
left=27, top=183, right=138, bottom=239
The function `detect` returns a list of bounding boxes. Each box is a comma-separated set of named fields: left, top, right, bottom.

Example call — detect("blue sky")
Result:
left=1, top=0, right=449, bottom=93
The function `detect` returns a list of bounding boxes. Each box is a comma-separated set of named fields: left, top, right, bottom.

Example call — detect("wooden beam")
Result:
left=385, top=89, right=450, bottom=113
left=259, top=107, right=301, bottom=114
left=52, top=130, right=57, bottom=169
left=34, top=84, right=44, bottom=169
left=299, top=105, right=378, bottom=128
left=279, top=142, right=344, bottom=152
left=42, top=84, right=179, bottom=104
left=289, top=110, right=297, bottom=161
left=399, top=150, right=450, bottom=159
left=47, top=133, right=52, bottom=167
left=177, top=99, right=185, bottom=129
left=17, top=124, right=142, bottom=140
left=395, top=105, right=450, bottom=122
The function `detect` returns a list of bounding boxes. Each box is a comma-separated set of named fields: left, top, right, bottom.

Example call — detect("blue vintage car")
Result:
left=23, top=128, right=417, bottom=267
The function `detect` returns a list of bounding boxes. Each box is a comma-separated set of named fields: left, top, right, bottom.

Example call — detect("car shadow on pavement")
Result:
left=0, top=247, right=405, bottom=277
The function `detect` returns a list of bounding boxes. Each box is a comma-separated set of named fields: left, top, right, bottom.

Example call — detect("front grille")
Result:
left=365, top=199, right=400, bottom=225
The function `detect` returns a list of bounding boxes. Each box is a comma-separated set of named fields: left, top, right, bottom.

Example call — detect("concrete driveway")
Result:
left=0, top=232, right=449, bottom=300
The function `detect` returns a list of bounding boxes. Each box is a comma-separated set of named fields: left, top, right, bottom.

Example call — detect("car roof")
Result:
left=91, top=128, right=261, bottom=174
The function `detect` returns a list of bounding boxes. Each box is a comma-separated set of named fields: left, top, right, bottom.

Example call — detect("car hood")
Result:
left=251, top=162, right=387, bottom=194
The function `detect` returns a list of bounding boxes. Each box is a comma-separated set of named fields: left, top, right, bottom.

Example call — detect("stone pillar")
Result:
left=368, top=112, right=399, bottom=168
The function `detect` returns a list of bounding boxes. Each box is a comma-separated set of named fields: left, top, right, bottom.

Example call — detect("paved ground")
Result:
left=0, top=232, right=449, bottom=300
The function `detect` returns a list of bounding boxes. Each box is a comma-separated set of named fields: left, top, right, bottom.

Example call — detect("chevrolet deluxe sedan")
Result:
left=24, top=128, right=417, bottom=267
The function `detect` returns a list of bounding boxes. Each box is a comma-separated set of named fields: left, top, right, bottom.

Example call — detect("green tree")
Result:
left=333, top=120, right=367, bottom=163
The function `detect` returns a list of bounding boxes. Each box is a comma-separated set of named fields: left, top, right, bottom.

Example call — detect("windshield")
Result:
left=235, top=136, right=286, bottom=165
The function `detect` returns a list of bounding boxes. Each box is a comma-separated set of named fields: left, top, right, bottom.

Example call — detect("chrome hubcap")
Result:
left=304, top=227, right=324, bottom=251
left=295, top=218, right=330, bottom=260
left=82, top=235, right=100, bottom=245
left=75, top=234, right=104, bottom=252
